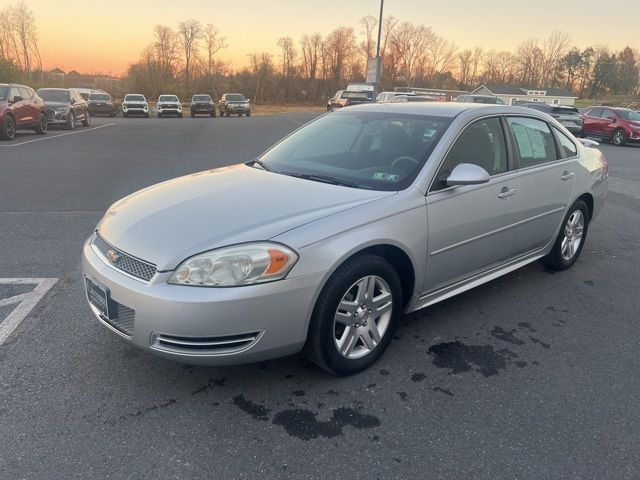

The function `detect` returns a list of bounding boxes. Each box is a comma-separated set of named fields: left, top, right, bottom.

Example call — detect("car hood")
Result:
left=98, top=164, right=394, bottom=270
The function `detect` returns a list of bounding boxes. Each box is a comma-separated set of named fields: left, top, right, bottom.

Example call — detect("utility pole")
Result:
left=367, top=0, right=384, bottom=93
left=376, top=0, right=384, bottom=58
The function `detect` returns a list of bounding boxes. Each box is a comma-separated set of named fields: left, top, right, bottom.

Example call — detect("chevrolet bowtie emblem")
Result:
left=105, top=249, right=121, bottom=264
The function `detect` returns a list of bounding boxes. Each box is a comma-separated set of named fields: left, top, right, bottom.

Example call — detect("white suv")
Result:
left=157, top=95, right=182, bottom=118
left=122, top=94, right=149, bottom=117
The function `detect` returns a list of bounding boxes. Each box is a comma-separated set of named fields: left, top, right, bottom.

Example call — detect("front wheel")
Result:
left=246, top=112, right=251, bottom=117
left=1, top=114, right=17, bottom=140
left=544, top=199, right=589, bottom=271
left=305, top=254, right=402, bottom=375
left=66, top=112, right=75, bottom=130
left=35, top=113, right=48, bottom=134
left=612, top=129, right=626, bottom=146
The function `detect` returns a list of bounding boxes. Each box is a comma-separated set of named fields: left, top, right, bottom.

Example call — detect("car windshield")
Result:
left=342, top=91, right=370, bottom=100
left=0, top=86, right=8, bottom=101
left=193, top=95, right=212, bottom=102
left=159, top=95, right=178, bottom=102
left=89, top=94, right=110, bottom=101
left=38, top=89, right=70, bottom=102
left=474, top=96, right=503, bottom=104
left=226, top=94, right=246, bottom=102
left=617, top=109, right=640, bottom=121
left=258, top=111, right=452, bottom=191
left=125, top=95, right=145, bottom=102
left=553, top=106, right=579, bottom=114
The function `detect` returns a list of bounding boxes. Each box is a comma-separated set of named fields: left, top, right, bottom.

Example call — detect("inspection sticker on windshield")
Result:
left=373, top=172, right=400, bottom=182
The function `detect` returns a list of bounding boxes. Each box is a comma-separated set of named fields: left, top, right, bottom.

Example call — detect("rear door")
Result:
left=425, top=116, right=520, bottom=291
left=505, top=116, right=576, bottom=256
left=583, top=108, right=603, bottom=136
left=600, top=108, right=617, bottom=138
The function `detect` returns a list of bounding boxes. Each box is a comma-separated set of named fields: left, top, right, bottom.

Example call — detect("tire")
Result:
left=1, top=114, right=16, bottom=140
left=544, top=199, right=589, bottom=271
left=225, top=111, right=230, bottom=117
left=82, top=112, right=90, bottom=127
left=612, top=129, right=626, bottom=146
left=178, top=113, right=182, bottom=118
left=145, top=113, right=149, bottom=118
left=66, top=112, right=75, bottom=130
left=211, top=110, right=216, bottom=118
left=34, top=113, right=48, bottom=135
left=158, top=113, right=162, bottom=118
left=246, top=112, right=251, bottom=117
left=304, top=254, right=403, bottom=375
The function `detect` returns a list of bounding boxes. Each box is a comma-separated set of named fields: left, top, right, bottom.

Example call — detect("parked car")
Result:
left=122, top=94, right=149, bottom=117
left=72, top=87, right=98, bottom=101
left=37, top=88, right=90, bottom=130
left=190, top=94, right=216, bottom=117
left=377, top=91, right=416, bottom=103
left=520, top=103, right=584, bottom=137
left=0, top=83, right=47, bottom=140
left=88, top=92, right=117, bottom=117
left=82, top=103, right=607, bottom=375
left=219, top=93, right=251, bottom=117
left=582, top=106, right=640, bottom=146
left=327, top=90, right=374, bottom=111
left=456, top=94, right=505, bottom=105
left=157, top=95, right=183, bottom=118
left=389, top=95, right=436, bottom=103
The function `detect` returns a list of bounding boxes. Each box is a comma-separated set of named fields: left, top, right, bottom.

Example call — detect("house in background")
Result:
left=470, top=85, right=578, bottom=106
left=49, top=67, right=65, bottom=81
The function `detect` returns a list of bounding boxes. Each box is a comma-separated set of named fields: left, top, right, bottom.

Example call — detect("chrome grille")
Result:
left=110, top=301, right=135, bottom=336
left=92, top=233, right=156, bottom=282
left=152, top=332, right=261, bottom=355
left=45, top=108, right=55, bottom=119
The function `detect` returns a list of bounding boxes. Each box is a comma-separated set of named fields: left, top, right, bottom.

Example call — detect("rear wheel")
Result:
left=305, top=254, right=402, bottom=375
left=1, top=114, right=16, bottom=140
left=34, top=113, right=48, bottom=134
left=612, top=129, right=626, bottom=146
left=82, top=112, right=90, bottom=126
left=225, top=111, right=230, bottom=117
left=544, top=199, right=589, bottom=271
left=246, top=111, right=251, bottom=117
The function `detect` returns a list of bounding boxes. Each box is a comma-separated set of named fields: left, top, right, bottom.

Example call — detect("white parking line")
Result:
left=0, top=123, right=115, bottom=148
left=0, top=278, right=57, bottom=344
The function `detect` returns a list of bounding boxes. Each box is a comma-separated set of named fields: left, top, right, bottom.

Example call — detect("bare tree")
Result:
left=201, top=23, right=226, bottom=77
left=325, top=27, right=356, bottom=84
left=359, top=15, right=377, bottom=60
left=153, top=25, right=180, bottom=74
left=540, top=30, right=571, bottom=86
left=178, top=19, right=202, bottom=86
left=276, top=36, right=297, bottom=78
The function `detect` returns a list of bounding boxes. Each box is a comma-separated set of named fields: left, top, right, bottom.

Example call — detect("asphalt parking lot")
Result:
left=1, top=114, right=639, bottom=480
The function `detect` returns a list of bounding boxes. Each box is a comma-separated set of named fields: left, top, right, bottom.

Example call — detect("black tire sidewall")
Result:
left=546, top=200, right=589, bottom=270
left=2, top=114, right=16, bottom=140
left=307, top=255, right=403, bottom=375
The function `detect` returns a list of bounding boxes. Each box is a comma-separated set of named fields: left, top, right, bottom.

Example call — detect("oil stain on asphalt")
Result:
left=427, top=341, right=519, bottom=377
left=272, top=407, right=380, bottom=441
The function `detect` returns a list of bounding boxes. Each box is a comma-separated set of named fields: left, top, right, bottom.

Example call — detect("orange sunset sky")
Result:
left=16, top=0, right=640, bottom=76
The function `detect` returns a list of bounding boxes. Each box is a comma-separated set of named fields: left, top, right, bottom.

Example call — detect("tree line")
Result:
left=125, top=16, right=640, bottom=102
left=1, top=1, right=639, bottom=102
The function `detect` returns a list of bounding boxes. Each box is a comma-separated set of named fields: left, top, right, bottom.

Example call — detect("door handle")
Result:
left=498, top=187, right=517, bottom=199
left=560, top=171, right=575, bottom=181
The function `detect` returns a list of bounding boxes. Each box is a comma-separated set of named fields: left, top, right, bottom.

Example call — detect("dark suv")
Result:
left=219, top=93, right=251, bottom=117
left=0, top=83, right=47, bottom=140
left=190, top=94, right=216, bottom=117
left=37, top=88, right=91, bottom=129
left=327, top=90, right=374, bottom=111
left=521, top=103, right=584, bottom=137
left=583, top=106, right=640, bottom=146
left=88, top=92, right=117, bottom=117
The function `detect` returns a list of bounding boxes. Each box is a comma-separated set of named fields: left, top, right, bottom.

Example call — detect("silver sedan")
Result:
left=82, top=103, right=608, bottom=375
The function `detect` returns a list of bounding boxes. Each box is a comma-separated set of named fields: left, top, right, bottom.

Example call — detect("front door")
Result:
left=425, top=116, right=519, bottom=291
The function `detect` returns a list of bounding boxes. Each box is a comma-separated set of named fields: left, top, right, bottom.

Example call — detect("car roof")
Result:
left=340, top=102, right=551, bottom=118
left=38, top=87, right=69, bottom=91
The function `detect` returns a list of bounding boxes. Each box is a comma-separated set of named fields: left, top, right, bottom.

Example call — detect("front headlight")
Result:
left=169, top=242, right=298, bottom=287
left=122, top=105, right=128, bottom=110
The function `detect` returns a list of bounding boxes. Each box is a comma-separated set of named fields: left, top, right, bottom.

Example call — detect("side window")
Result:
left=432, top=117, right=508, bottom=191
left=553, top=126, right=577, bottom=158
left=507, top=117, right=558, bottom=168
left=18, top=87, right=32, bottom=99
left=601, top=109, right=615, bottom=120
left=587, top=108, right=603, bottom=118
left=10, top=87, right=21, bottom=101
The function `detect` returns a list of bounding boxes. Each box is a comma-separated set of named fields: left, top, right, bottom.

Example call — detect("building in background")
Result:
left=470, top=85, right=578, bottom=106
left=394, top=87, right=468, bottom=102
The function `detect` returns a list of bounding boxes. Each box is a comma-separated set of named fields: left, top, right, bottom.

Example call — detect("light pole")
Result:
left=376, top=0, right=384, bottom=58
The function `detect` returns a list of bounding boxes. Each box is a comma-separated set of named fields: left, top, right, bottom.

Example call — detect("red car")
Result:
left=0, top=83, right=47, bottom=140
left=582, top=106, right=640, bottom=146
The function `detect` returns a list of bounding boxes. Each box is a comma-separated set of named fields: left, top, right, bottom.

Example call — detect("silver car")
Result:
left=82, top=103, right=608, bottom=375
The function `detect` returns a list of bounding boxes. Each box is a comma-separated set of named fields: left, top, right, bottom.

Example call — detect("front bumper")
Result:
left=122, top=106, right=148, bottom=115
left=226, top=105, right=250, bottom=113
left=628, top=129, right=640, bottom=142
left=82, top=238, right=322, bottom=365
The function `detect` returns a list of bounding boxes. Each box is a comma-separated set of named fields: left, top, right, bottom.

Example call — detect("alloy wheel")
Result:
left=613, top=130, right=625, bottom=146
left=6, top=116, right=16, bottom=139
left=561, top=210, right=584, bottom=261
left=333, top=275, right=393, bottom=359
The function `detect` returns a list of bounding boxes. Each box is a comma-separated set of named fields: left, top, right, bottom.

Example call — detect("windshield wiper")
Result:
left=279, top=172, right=359, bottom=189
left=251, top=158, right=272, bottom=171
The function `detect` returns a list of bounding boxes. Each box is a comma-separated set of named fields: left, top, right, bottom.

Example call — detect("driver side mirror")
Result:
left=446, top=163, right=491, bottom=187
left=11, top=95, right=23, bottom=103
left=606, top=115, right=616, bottom=121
